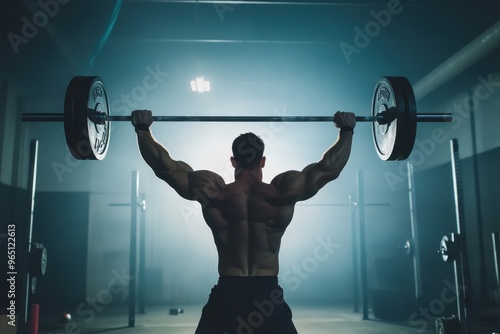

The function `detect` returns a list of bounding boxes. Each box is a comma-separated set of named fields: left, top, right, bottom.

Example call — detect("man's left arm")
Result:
left=271, top=111, right=355, bottom=203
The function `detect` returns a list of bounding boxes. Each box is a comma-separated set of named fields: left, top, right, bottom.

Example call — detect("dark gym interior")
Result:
left=1, top=0, right=500, bottom=333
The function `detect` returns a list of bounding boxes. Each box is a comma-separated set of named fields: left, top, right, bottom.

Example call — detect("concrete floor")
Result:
left=38, top=305, right=440, bottom=334
left=36, top=304, right=500, bottom=334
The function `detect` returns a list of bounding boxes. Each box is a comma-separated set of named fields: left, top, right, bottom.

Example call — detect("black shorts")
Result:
left=195, top=276, right=298, bottom=334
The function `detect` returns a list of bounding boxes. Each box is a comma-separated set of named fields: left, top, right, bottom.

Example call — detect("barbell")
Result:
left=21, top=75, right=452, bottom=161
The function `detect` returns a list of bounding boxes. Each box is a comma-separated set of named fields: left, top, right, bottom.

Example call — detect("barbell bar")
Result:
left=22, top=112, right=451, bottom=123
left=21, top=75, right=453, bottom=161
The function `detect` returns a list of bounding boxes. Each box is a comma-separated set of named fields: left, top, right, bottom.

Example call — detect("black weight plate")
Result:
left=372, top=76, right=417, bottom=161
left=64, top=76, right=111, bottom=160
left=30, top=246, right=47, bottom=277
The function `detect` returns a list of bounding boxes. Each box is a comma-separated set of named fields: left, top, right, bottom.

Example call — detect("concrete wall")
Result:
left=0, top=78, right=31, bottom=228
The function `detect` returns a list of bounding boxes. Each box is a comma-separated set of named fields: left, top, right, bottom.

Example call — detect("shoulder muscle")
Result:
left=190, top=171, right=226, bottom=202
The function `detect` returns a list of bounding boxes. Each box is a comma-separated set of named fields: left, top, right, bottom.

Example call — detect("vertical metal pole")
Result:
left=138, top=194, right=146, bottom=314
left=492, top=233, right=500, bottom=299
left=357, top=170, right=369, bottom=320
left=407, top=161, right=423, bottom=302
left=19, top=140, right=38, bottom=334
left=128, top=171, right=139, bottom=327
left=468, top=91, right=488, bottom=302
left=450, top=139, right=472, bottom=334
left=350, top=194, right=359, bottom=313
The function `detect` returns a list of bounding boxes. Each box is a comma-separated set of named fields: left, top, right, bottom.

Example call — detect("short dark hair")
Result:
left=232, top=132, right=265, bottom=169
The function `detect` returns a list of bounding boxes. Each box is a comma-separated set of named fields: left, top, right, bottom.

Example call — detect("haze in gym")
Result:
left=1, top=1, right=500, bottom=334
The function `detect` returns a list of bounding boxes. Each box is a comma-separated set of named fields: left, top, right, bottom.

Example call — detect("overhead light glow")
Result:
left=191, top=76, right=210, bottom=93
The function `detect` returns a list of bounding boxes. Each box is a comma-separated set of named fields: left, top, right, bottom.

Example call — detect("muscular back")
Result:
left=195, top=174, right=296, bottom=277
left=134, top=122, right=354, bottom=277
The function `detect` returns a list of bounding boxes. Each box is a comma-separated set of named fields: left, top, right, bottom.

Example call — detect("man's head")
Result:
left=231, top=132, right=265, bottom=170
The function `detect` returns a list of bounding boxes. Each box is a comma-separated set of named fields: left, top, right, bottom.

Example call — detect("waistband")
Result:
left=218, top=276, right=278, bottom=286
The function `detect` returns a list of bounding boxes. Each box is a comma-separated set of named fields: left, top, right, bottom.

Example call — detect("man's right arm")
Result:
left=136, top=129, right=195, bottom=200
left=132, top=110, right=226, bottom=203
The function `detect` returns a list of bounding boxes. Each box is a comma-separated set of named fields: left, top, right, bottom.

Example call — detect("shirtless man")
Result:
left=131, top=110, right=356, bottom=334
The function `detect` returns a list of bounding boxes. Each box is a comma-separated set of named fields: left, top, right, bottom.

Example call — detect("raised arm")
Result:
left=131, top=110, right=225, bottom=202
left=271, top=111, right=355, bottom=202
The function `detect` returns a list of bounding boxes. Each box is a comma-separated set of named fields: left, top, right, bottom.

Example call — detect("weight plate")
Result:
left=30, top=246, right=48, bottom=277
left=40, top=247, right=47, bottom=276
left=439, top=235, right=457, bottom=263
left=64, top=76, right=111, bottom=160
left=435, top=315, right=460, bottom=334
left=372, top=76, right=417, bottom=161
left=440, top=236, right=449, bottom=262
left=31, top=276, right=37, bottom=295
left=396, top=76, right=417, bottom=160
left=404, top=239, right=413, bottom=257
